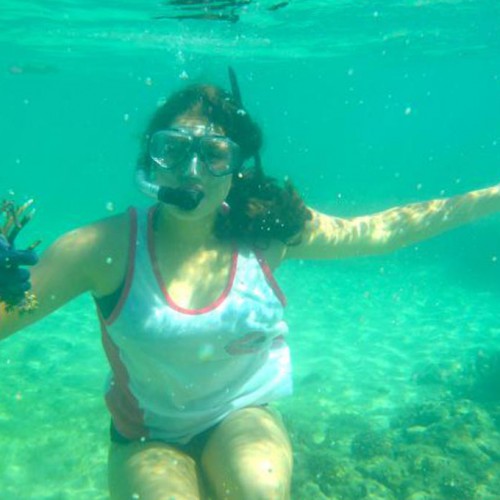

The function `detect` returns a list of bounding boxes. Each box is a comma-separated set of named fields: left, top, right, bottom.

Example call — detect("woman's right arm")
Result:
left=0, top=215, right=128, bottom=340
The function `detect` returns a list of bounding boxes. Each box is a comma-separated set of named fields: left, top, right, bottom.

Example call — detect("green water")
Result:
left=1, top=1, right=500, bottom=498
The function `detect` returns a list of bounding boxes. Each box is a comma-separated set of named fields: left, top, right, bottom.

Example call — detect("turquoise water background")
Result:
left=1, top=1, right=500, bottom=498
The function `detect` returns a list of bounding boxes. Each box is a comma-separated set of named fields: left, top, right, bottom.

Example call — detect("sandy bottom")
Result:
left=1, top=251, right=500, bottom=499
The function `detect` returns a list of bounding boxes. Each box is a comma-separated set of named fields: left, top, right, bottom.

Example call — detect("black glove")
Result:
left=0, top=235, right=38, bottom=306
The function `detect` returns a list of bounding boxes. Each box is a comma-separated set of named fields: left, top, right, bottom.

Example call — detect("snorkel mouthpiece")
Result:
left=135, top=168, right=204, bottom=211
left=158, top=187, right=204, bottom=210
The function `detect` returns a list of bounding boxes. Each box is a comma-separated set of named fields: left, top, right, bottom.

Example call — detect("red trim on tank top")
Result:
left=147, top=205, right=238, bottom=315
left=104, top=207, right=138, bottom=326
left=99, top=318, right=149, bottom=440
left=254, top=249, right=287, bottom=307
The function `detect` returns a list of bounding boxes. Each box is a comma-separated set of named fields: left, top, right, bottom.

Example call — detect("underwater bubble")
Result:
left=179, top=70, right=189, bottom=80
left=106, top=257, right=113, bottom=265
left=144, top=77, right=153, bottom=86
left=176, top=50, right=186, bottom=64
left=404, top=106, right=412, bottom=115
left=123, top=113, right=130, bottom=122
left=105, top=201, right=115, bottom=212
left=198, top=343, right=215, bottom=361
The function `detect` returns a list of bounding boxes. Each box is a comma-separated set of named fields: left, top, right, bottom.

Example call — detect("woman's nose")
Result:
left=181, top=154, right=202, bottom=178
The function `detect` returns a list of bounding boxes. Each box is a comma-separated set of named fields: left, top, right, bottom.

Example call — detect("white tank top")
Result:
left=97, top=207, right=292, bottom=444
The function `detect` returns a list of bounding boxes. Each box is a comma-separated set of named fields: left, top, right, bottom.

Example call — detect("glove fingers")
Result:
left=0, top=290, right=28, bottom=305
left=0, top=268, right=30, bottom=285
left=0, top=279, right=31, bottom=298
left=0, top=268, right=32, bottom=304
left=0, top=278, right=31, bottom=292
left=0, top=248, right=39, bottom=268
left=13, top=249, right=39, bottom=266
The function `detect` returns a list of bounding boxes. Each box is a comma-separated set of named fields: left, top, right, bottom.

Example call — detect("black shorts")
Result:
left=109, top=421, right=214, bottom=458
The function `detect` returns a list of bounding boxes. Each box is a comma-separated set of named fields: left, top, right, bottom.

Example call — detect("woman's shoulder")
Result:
left=62, top=210, right=131, bottom=248
left=92, top=209, right=132, bottom=235
left=253, top=240, right=287, bottom=271
left=54, top=210, right=134, bottom=297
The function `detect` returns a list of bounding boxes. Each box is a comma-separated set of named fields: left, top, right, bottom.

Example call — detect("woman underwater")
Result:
left=1, top=73, right=499, bottom=499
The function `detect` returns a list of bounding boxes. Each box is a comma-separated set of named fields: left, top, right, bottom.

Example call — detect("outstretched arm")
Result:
left=286, top=183, right=500, bottom=260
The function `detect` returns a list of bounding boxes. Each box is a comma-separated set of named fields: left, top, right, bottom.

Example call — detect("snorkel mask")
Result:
left=135, top=67, right=257, bottom=211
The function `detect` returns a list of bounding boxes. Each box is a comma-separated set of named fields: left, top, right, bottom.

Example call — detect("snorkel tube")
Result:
left=228, top=67, right=262, bottom=171
left=135, top=67, right=250, bottom=210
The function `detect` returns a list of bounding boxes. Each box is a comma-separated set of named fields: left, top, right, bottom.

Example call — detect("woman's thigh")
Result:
left=108, top=440, right=203, bottom=500
left=201, top=406, right=293, bottom=500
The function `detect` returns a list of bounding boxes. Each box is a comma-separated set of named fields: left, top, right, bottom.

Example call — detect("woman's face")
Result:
left=151, top=113, right=234, bottom=220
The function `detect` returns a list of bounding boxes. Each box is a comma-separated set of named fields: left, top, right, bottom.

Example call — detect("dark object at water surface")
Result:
left=155, top=0, right=289, bottom=22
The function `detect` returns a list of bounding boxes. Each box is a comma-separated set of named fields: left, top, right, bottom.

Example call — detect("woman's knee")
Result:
left=108, top=441, right=202, bottom=500
left=219, top=457, right=291, bottom=500
left=201, top=407, right=293, bottom=500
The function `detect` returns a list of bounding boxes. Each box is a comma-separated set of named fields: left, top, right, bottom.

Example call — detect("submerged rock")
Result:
left=351, top=430, right=392, bottom=459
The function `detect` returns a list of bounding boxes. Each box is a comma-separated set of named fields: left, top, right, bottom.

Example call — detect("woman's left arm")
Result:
left=286, top=183, right=500, bottom=260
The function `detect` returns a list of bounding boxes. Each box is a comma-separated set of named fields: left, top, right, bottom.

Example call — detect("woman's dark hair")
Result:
left=138, top=83, right=312, bottom=246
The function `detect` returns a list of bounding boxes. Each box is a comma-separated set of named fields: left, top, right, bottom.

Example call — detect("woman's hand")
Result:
left=0, top=236, right=38, bottom=310
left=0, top=199, right=40, bottom=313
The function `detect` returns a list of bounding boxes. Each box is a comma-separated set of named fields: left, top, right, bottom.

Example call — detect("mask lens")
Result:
left=200, top=137, right=241, bottom=176
left=149, top=128, right=241, bottom=176
left=150, top=130, right=192, bottom=169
